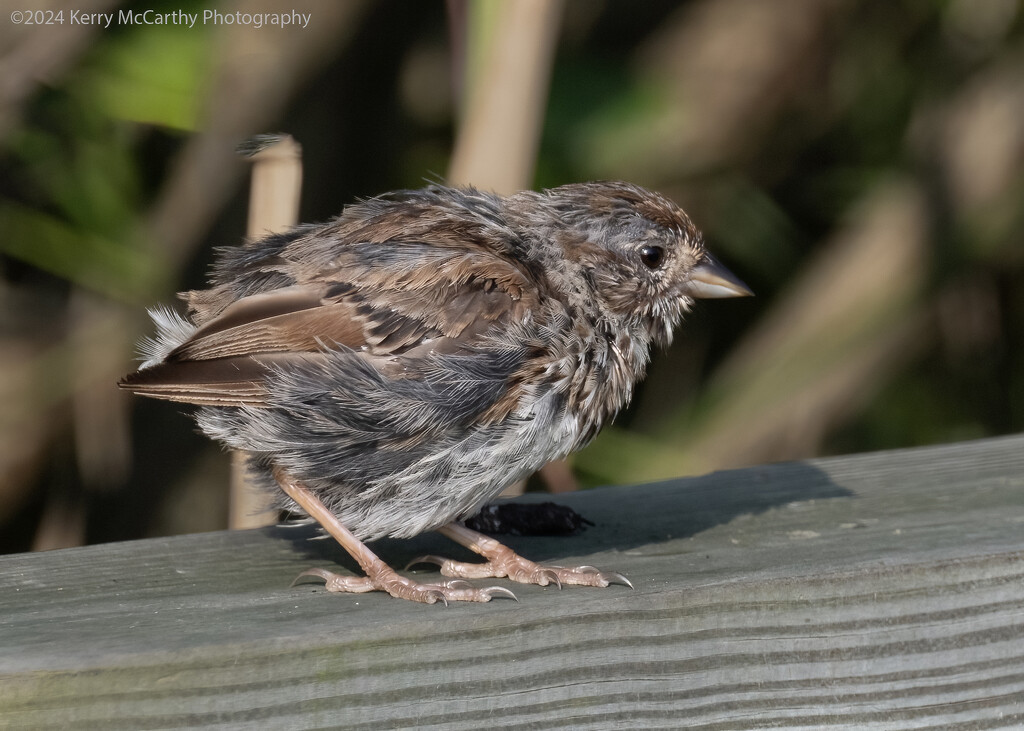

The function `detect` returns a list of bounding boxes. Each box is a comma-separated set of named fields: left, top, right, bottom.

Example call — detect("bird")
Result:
left=120, top=181, right=752, bottom=604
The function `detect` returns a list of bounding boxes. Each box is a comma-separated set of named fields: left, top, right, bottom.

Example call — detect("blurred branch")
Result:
left=686, top=179, right=931, bottom=466
left=582, top=0, right=848, bottom=182
left=30, top=290, right=137, bottom=551
left=70, top=291, right=134, bottom=489
left=0, top=0, right=118, bottom=140
left=0, top=336, right=61, bottom=525
left=0, top=299, right=140, bottom=524
left=916, top=48, right=1024, bottom=254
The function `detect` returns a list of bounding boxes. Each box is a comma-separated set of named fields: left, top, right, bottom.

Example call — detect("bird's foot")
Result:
left=408, top=523, right=633, bottom=589
left=293, top=566, right=517, bottom=605
left=273, top=469, right=516, bottom=604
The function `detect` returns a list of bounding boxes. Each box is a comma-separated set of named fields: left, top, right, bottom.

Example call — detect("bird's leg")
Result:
left=410, top=522, right=632, bottom=589
left=273, top=467, right=515, bottom=604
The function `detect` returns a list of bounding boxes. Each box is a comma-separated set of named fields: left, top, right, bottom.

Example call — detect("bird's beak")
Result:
left=682, top=253, right=753, bottom=299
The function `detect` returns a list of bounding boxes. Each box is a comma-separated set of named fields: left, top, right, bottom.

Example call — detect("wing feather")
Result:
left=121, top=236, right=538, bottom=408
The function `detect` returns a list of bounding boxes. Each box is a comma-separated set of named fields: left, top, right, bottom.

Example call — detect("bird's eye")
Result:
left=639, top=245, right=665, bottom=269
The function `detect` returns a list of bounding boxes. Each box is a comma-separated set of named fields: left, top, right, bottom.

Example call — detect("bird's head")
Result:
left=519, top=181, right=752, bottom=349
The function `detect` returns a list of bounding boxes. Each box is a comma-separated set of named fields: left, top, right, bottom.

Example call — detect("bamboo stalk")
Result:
left=447, top=0, right=563, bottom=193
left=229, top=134, right=302, bottom=530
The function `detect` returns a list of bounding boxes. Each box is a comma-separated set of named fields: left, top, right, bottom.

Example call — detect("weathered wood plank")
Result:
left=2, top=435, right=1023, bottom=729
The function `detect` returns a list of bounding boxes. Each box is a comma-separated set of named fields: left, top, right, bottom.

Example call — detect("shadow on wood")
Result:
left=288, top=458, right=850, bottom=576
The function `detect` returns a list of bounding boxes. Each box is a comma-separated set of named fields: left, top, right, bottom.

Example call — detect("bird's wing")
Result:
left=119, top=242, right=538, bottom=407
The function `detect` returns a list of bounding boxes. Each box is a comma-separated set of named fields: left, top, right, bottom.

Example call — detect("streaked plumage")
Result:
left=121, top=181, right=751, bottom=603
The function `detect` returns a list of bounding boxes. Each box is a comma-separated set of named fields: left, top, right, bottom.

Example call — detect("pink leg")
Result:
left=274, top=468, right=515, bottom=604
left=410, top=522, right=632, bottom=589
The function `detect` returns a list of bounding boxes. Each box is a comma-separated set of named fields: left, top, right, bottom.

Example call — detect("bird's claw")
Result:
left=406, top=555, right=447, bottom=571
left=482, top=586, right=519, bottom=602
left=603, top=572, right=634, bottom=589
left=538, top=567, right=563, bottom=589
left=292, top=566, right=517, bottom=604
left=291, top=567, right=331, bottom=587
left=565, top=565, right=634, bottom=588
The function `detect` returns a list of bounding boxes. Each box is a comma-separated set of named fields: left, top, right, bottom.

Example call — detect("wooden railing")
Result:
left=3, top=435, right=1023, bottom=728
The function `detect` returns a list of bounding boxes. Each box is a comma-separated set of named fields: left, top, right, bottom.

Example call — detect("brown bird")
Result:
left=120, top=181, right=751, bottom=604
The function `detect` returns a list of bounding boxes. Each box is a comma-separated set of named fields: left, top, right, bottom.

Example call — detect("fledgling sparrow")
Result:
left=120, top=181, right=751, bottom=604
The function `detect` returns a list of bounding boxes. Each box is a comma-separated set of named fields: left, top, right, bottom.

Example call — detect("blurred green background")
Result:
left=1, top=0, right=1021, bottom=553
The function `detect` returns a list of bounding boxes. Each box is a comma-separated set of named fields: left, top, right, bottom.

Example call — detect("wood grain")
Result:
left=2, top=435, right=1023, bottom=729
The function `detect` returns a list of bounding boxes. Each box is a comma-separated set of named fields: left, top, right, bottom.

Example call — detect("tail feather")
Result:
left=119, top=357, right=271, bottom=407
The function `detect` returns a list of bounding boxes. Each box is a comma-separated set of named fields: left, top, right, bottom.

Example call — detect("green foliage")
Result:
left=0, top=202, right=161, bottom=300
left=77, top=22, right=211, bottom=130
left=0, top=16, right=209, bottom=300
